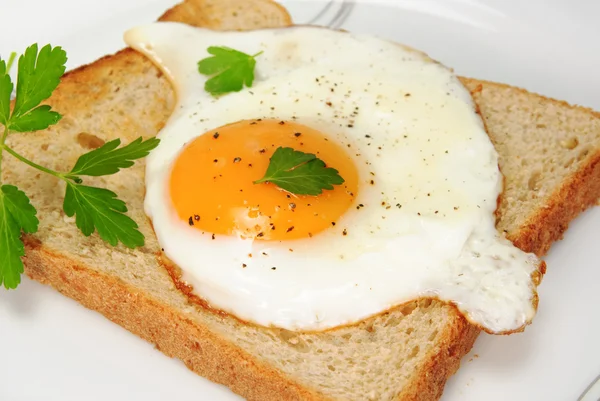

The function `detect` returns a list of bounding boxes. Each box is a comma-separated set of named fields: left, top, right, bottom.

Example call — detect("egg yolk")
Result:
left=169, top=119, right=359, bottom=241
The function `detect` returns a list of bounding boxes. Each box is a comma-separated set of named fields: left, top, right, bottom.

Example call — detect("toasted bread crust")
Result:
left=159, top=0, right=292, bottom=28
left=24, top=237, right=480, bottom=401
left=400, top=317, right=479, bottom=401
left=514, top=149, right=600, bottom=255
left=12, top=2, right=600, bottom=401
left=24, top=242, right=327, bottom=401
left=461, top=78, right=600, bottom=256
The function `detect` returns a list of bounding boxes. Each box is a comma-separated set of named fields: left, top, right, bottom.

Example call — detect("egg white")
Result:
left=126, top=23, right=539, bottom=333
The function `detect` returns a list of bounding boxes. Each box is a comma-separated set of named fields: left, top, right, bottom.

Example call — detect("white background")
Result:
left=1, top=1, right=599, bottom=400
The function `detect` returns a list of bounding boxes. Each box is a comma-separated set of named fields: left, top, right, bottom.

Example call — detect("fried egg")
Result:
left=125, top=22, right=541, bottom=333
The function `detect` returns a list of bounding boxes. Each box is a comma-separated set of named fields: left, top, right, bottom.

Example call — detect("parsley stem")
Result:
left=0, top=126, right=9, bottom=184
left=6, top=52, right=17, bottom=73
left=3, top=145, right=66, bottom=181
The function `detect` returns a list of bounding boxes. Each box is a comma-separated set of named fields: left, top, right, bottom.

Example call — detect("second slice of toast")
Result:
left=5, top=0, right=600, bottom=400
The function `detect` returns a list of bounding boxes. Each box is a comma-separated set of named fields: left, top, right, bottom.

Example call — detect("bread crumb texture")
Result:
left=462, top=78, right=600, bottom=255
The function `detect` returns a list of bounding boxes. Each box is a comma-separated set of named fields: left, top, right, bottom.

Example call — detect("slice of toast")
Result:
left=4, top=0, right=600, bottom=400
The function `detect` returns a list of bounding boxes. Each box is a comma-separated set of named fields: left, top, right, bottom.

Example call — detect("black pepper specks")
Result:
left=289, top=203, right=296, bottom=210
left=342, top=229, right=348, bottom=236
left=188, top=216, right=194, bottom=226
left=213, top=132, right=220, bottom=139
left=233, top=157, right=242, bottom=163
left=287, top=226, right=295, bottom=233
left=211, top=234, right=216, bottom=240
left=294, top=132, right=301, bottom=137
left=279, top=121, right=285, bottom=125
left=271, top=267, right=277, bottom=271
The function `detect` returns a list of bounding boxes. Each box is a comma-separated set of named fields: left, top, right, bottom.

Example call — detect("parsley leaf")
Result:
left=8, top=105, right=61, bottom=132
left=0, top=58, right=13, bottom=126
left=69, top=137, right=160, bottom=177
left=0, top=185, right=39, bottom=289
left=62, top=137, right=159, bottom=246
left=0, top=44, right=160, bottom=290
left=198, top=46, right=262, bottom=96
left=2, top=185, right=39, bottom=232
left=10, top=44, right=66, bottom=132
left=67, top=137, right=160, bottom=178
left=63, top=183, right=144, bottom=249
left=0, top=206, right=25, bottom=289
left=254, top=147, right=345, bottom=196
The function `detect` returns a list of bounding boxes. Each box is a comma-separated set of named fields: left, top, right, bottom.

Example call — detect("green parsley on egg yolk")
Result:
left=169, top=119, right=359, bottom=240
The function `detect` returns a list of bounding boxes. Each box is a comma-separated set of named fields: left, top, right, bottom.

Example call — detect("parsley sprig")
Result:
left=0, top=44, right=159, bottom=289
left=254, top=147, right=345, bottom=196
left=198, top=46, right=263, bottom=96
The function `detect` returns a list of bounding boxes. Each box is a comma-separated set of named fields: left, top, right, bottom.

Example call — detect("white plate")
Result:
left=1, top=1, right=599, bottom=400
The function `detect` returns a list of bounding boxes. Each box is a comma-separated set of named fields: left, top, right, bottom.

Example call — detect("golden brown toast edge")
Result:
left=461, top=78, right=600, bottom=256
